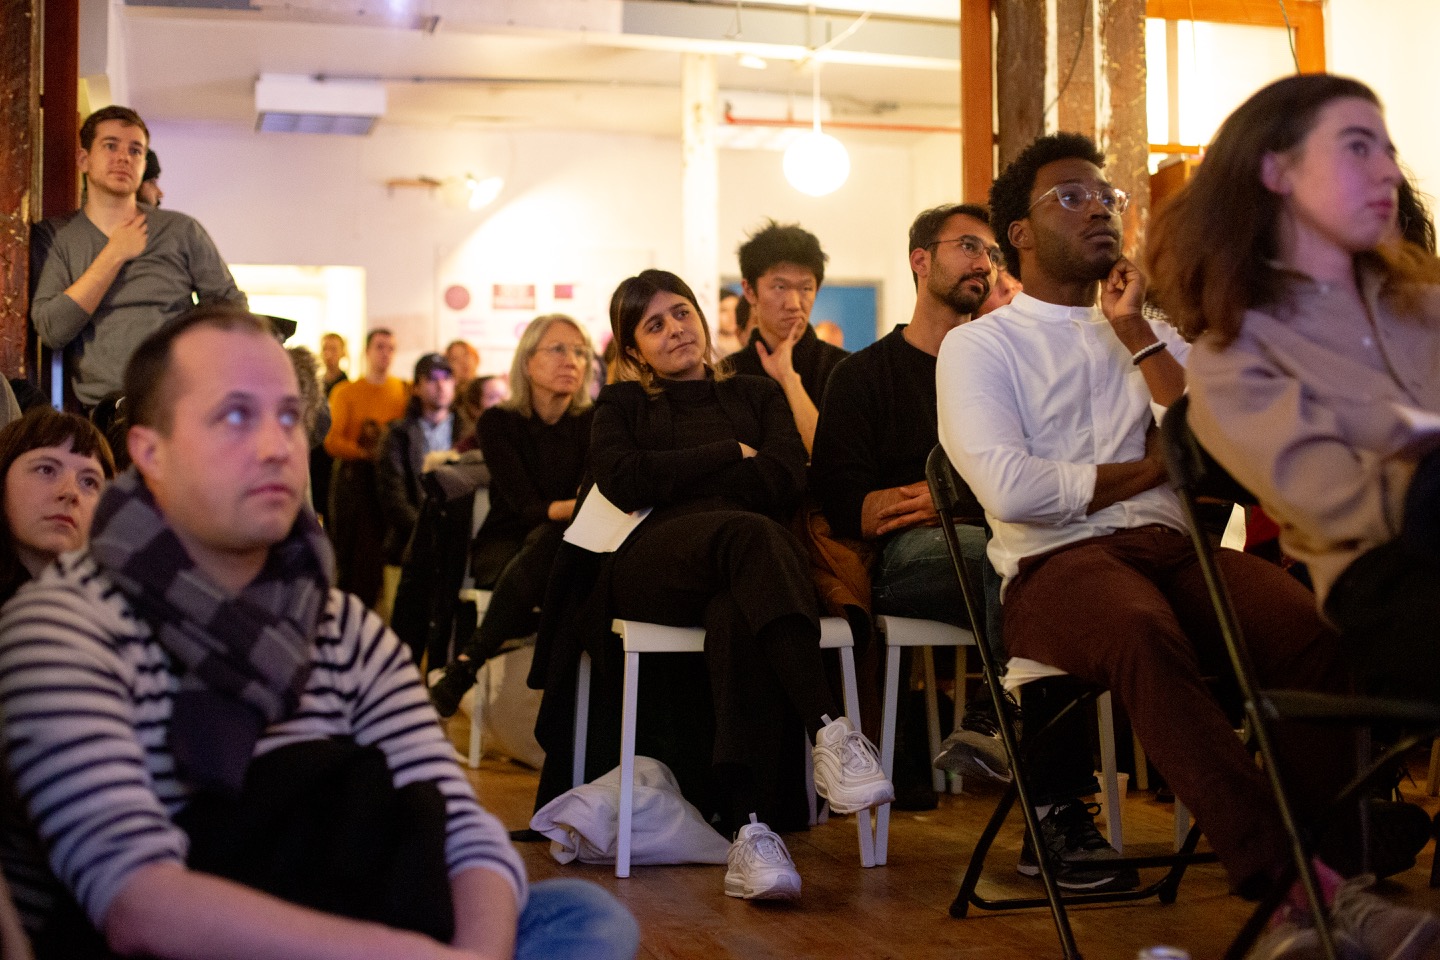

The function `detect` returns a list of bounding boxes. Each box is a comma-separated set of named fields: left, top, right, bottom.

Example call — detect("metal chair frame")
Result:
left=1160, top=394, right=1440, bottom=960
left=925, top=445, right=1213, bottom=960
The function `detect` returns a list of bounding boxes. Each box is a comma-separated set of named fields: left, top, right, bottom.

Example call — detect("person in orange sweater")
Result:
left=325, top=328, right=408, bottom=607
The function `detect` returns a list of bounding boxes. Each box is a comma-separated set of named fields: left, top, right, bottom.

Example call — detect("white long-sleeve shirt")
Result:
left=0, top=553, right=527, bottom=935
left=936, top=292, right=1190, bottom=587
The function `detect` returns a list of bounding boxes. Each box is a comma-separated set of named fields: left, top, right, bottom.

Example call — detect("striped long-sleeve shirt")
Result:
left=0, top=552, right=527, bottom=935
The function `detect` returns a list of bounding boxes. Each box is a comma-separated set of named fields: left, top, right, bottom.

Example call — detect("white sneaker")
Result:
left=724, top=815, right=801, bottom=901
left=812, top=714, right=895, bottom=815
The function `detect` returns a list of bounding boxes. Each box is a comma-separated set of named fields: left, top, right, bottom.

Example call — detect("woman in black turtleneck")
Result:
left=590, top=270, right=891, bottom=898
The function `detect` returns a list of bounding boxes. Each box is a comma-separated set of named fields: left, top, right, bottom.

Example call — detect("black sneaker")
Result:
left=428, top=660, right=478, bottom=718
left=933, top=698, right=1017, bottom=784
left=1017, top=799, right=1140, bottom=891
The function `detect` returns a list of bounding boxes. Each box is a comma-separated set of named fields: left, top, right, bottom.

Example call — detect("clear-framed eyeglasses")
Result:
left=1029, top=183, right=1130, bottom=215
left=536, top=343, right=593, bottom=362
left=927, top=235, right=1003, bottom=266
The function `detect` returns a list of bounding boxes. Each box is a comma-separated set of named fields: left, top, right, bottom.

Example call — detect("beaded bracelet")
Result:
left=1131, top=341, right=1167, bottom=365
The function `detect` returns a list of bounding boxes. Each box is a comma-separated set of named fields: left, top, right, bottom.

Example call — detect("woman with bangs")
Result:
left=0, top=407, right=115, bottom=606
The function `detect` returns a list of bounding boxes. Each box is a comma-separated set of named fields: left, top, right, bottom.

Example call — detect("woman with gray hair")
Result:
left=430, top=313, right=596, bottom=716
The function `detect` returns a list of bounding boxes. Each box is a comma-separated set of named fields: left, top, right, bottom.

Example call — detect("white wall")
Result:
left=1328, top=0, right=1440, bottom=207
left=148, top=119, right=952, bottom=374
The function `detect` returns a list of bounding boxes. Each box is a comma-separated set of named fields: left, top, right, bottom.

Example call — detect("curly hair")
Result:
left=988, top=132, right=1106, bottom=282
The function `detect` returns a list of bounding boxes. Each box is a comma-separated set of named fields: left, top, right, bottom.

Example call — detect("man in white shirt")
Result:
left=936, top=133, right=1353, bottom=915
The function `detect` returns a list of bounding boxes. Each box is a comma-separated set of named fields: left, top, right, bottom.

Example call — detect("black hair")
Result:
left=737, top=220, right=828, bottom=289
left=908, top=203, right=991, bottom=286
left=989, top=132, right=1106, bottom=281
left=80, top=105, right=149, bottom=151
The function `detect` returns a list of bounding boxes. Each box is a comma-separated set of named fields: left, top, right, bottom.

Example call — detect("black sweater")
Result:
left=810, top=325, right=942, bottom=541
left=474, top=405, right=593, bottom=545
left=722, top=323, right=848, bottom=406
left=590, top=375, right=807, bottom=524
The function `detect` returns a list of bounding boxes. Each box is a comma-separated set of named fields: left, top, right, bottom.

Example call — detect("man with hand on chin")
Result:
left=936, top=132, right=1348, bottom=905
left=724, top=220, right=846, bottom=453
left=30, top=105, right=246, bottom=410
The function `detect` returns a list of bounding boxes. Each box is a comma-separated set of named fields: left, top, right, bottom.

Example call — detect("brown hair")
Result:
left=125, top=304, right=277, bottom=433
left=1147, top=74, right=1440, bottom=346
left=80, top=105, right=149, bottom=151
left=0, top=408, right=115, bottom=595
left=608, top=270, right=727, bottom=395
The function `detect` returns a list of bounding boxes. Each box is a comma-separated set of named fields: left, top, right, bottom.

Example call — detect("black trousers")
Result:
left=610, top=508, right=837, bottom=829
left=329, top=460, right=386, bottom=609
left=467, top=522, right=567, bottom=663
left=1327, top=447, right=1440, bottom=705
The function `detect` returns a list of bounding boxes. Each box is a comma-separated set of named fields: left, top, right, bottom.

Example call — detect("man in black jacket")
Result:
left=724, top=220, right=846, bottom=453
left=377, top=353, right=458, bottom=613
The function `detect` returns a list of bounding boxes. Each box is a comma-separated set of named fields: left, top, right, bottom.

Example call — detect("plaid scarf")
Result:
left=89, top=469, right=336, bottom=795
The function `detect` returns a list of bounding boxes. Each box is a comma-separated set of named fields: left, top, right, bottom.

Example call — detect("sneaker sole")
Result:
left=724, top=874, right=801, bottom=900
left=932, top=747, right=1013, bottom=784
left=1015, top=861, right=1140, bottom=892
left=822, top=783, right=896, bottom=815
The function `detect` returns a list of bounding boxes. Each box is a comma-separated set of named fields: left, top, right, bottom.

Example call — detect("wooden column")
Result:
left=0, top=0, right=39, bottom=378
left=1099, top=0, right=1148, bottom=257
left=1056, top=0, right=1096, bottom=136
left=995, top=0, right=1046, bottom=171
left=959, top=0, right=995, bottom=204
left=42, top=0, right=79, bottom=220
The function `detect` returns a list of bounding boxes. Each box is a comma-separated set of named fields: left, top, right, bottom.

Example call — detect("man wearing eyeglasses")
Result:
left=936, top=133, right=1348, bottom=910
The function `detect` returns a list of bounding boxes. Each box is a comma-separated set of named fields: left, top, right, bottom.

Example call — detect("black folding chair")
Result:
left=925, top=445, right=1213, bottom=960
left=1160, top=393, right=1440, bottom=960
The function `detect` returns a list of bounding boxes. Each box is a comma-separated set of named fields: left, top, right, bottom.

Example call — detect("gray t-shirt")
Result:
left=30, top=205, right=247, bottom=406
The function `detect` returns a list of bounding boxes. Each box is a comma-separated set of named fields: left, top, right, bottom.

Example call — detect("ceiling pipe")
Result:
left=722, top=105, right=960, bottom=135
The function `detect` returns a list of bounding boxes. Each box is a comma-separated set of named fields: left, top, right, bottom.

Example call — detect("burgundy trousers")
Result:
left=1003, top=525, right=1349, bottom=895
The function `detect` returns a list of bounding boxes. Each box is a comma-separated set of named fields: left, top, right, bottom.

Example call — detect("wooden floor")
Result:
left=451, top=721, right=1440, bottom=960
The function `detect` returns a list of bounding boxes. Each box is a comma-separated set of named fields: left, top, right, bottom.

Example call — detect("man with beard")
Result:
left=935, top=134, right=1361, bottom=916
left=811, top=207, right=1124, bottom=880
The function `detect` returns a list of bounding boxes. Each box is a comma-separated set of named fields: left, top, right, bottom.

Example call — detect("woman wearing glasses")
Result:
left=430, top=313, right=596, bottom=716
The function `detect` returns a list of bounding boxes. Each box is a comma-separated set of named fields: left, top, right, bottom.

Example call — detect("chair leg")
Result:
left=922, top=646, right=946, bottom=795
left=468, top=662, right=485, bottom=769
left=616, top=650, right=640, bottom=879
left=1133, top=728, right=1150, bottom=792
left=836, top=645, right=876, bottom=868
left=876, top=644, right=903, bottom=867
left=1097, top=691, right=1124, bottom=853
left=950, top=646, right=967, bottom=795
left=572, top=652, right=591, bottom=789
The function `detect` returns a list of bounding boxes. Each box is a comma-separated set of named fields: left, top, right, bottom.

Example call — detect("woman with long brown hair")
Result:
left=1148, top=74, right=1440, bottom=708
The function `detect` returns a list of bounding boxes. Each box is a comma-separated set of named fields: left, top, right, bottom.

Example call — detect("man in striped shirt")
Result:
left=0, top=305, right=637, bottom=959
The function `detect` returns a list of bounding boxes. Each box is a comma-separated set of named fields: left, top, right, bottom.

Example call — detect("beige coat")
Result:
left=1187, top=271, right=1440, bottom=606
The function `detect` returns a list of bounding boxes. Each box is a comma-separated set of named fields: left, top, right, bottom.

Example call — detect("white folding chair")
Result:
left=572, top=616, right=875, bottom=878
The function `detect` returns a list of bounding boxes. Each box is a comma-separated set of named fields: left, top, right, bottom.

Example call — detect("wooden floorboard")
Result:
left=454, top=722, right=1440, bottom=959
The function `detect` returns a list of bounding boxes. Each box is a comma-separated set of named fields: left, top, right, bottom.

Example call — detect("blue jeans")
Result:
left=871, top=524, right=1005, bottom=664
left=516, top=878, right=639, bottom=960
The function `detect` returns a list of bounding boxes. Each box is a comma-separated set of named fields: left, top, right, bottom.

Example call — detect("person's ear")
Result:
left=1008, top=218, right=1033, bottom=254
left=909, top=246, right=931, bottom=280
left=127, top=424, right=160, bottom=480
left=741, top=280, right=759, bottom=307
left=1260, top=151, right=1291, bottom=196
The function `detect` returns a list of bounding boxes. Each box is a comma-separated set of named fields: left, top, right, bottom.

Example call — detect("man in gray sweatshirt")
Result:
left=30, top=105, right=247, bottom=408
